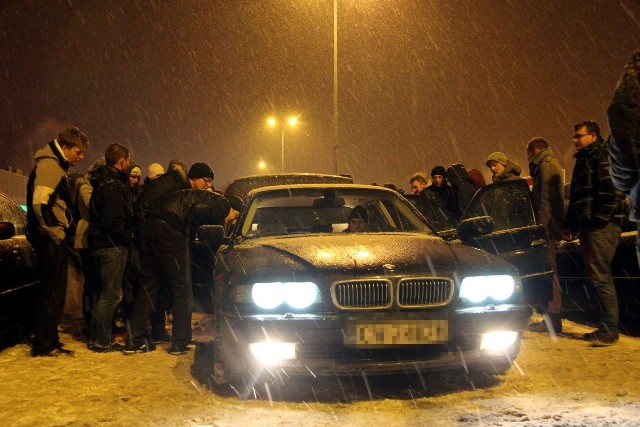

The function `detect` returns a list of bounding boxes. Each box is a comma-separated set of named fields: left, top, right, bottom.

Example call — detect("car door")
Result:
left=452, top=180, right=554, bottom=307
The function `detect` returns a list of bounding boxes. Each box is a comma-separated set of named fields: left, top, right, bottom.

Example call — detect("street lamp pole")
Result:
left=280, top=126, right=285, bottom=173
left=267, top=115, right=298, bottom=174
left=333, top=0, right=338, bottom=174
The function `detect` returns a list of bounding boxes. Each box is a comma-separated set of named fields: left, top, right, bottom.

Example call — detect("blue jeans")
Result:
left=91, top=246, right=128, bottom=348
left=579, top=222, right=622, bottom=332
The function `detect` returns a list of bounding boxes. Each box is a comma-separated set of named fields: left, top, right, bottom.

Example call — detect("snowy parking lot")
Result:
left=1, top=314, right=640, bottom=426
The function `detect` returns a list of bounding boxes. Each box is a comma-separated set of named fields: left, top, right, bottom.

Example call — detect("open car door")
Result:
left=453, top=179, right=554, bottom=307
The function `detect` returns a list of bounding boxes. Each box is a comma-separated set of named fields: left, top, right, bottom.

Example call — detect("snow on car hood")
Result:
left=232, top=232, right=515, bottom=278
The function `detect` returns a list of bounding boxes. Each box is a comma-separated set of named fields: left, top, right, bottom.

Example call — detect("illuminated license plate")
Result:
left=344, top=319, right=448, bottom=346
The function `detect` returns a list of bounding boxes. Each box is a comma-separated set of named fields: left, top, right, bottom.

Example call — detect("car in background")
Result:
left=558, top=230, right=640, bottom=320
left=0, top=191, right=39, bottom=343
left=192, top=183, right=533, bottom=399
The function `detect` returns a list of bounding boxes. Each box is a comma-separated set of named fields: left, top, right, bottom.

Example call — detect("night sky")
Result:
left=2, top=0, right=639, bottom=191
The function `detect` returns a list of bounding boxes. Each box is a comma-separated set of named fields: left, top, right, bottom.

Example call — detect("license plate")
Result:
left=344, top=319, right=448, bottom=346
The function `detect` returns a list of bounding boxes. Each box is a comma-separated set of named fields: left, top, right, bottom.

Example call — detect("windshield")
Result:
left=239, top=187, right=432, bottom=238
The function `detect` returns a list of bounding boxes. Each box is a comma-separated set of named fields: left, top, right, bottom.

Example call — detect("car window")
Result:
left=462, top=180, right=536, bottom=231
left=0, top=193, right=27, bottom=235
left=240, top=187, right=432, bottom=238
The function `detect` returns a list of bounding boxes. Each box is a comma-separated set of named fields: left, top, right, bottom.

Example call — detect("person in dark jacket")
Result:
left=485, top=151, right=522, bottom=183
left=133, top=159, right=189, bottom=229
left=87, top=143, right=134, bottom=352
left=409, top=172, right=456, bottom=231
left=125, top=188, right=231, bottom=355
left=608, top=47, right=640, bottom=268
left=565, top=121, right=626, bottom=345
left=446, top=163, right=476, bottom=219
left=428, top=165, right=459, bottom=219
left=525, top=137, right=565, bottom=334
left=129, top=159, right=189, bottom=341
left=26, top=127, right=89, bottom=357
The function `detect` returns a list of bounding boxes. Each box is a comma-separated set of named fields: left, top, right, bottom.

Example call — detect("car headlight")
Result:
left=459, top=275, right=515, bottom=303
left=232, top=282, right=321, bottom=309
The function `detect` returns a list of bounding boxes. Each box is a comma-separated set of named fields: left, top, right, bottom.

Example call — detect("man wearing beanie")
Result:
left=126, top=186, right=231, bottom=355
left=127, top=164, right=142, bottom=198
left=428, top=165, right=459, bottom=219
left=146, top=163, right=164, bottom=183
left=130, top=159, right=207, bottom=342
left=485, top=151, right=523, bottom=183
left=187, top=162, right=214, bottom=190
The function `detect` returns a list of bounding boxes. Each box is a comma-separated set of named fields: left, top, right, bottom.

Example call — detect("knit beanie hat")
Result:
left=129, top=166, right=142, bottom=177
left=147, top=163, right=165, bottom=179
left=486, top=152, right=508, bottom=167
left=188, top=162, right=214, bottom=180
left=430, top=165, right=447, bottom=177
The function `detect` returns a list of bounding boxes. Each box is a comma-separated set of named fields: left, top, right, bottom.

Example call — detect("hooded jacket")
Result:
left=492, top=160, right=522, bottom=183
left=26, top=140, right=72, bottom=245
left=608, top=48, right=640, bottom=221
left=565, top=137, right=626, bottom=232
left=528, top=147, right=565, bottom=240
left=88, top=164, right=134, bottom=249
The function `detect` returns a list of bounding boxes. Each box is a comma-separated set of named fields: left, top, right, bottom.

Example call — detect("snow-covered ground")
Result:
left=1, top=314, right=640, bottom=427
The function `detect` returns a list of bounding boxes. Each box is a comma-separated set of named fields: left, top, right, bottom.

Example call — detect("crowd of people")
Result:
left=404, top=117, right=632, bottom=346
left=23, top=49, right=639, bottom=357
left=26, top=137, right=238, bottom=357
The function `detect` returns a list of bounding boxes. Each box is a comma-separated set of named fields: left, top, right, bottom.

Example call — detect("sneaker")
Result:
left=528, top=313, right=562, bottom=334
left=123, top=340, right=157, bottom=355
left=583, top=329, right=619, bottom=345
left=92, top=343, right=125, bottom=353
left=31, top=345, right=76, bottom=357
left=169, top=343, right=190, bottom=355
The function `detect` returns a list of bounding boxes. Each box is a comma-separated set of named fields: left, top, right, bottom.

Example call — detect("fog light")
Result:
left=249, top=342, right=296, bottom=364
left=480, top=331, right=518, bottom=352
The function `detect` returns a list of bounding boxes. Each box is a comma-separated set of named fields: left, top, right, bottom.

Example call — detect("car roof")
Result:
left=223, top=173, right=353, bottom=201
left=246, top=183, right=395, bottom=198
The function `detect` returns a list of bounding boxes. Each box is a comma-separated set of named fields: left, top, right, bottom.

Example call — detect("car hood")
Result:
left=230, top=233, right=515, bottom=279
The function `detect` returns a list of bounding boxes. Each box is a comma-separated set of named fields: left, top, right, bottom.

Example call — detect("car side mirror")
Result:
left=0, top=221, right=16, bottom=240
left=457, top=216, right=494, bottom=238
left=197, top=225, right=227, bottom=246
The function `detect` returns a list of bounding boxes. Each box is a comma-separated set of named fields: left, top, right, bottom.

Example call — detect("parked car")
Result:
left=192, top=183, right=533, bottom=399
left=0, top=191, right=39, bottom=343
left=557, top=230, right=640, bottom=320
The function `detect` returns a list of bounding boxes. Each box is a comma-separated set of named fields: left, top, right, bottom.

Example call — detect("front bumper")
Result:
left=217, top=303, right=532, bottom=378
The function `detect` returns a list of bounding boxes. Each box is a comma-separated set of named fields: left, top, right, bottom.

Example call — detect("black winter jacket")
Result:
left=147, top=190, right=230, bottom=239
left=565, top=137, right=626, bottom=232
left=88, top=164, right=134, bottom=248
left=133, top=168, right=189, bottom=229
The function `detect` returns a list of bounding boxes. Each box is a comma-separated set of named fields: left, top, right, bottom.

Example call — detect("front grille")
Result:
left=332, top=279, right=392, bottom=309
left=397, top=278, right=453, bottom=307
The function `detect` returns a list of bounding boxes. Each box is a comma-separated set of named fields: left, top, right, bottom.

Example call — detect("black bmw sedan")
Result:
left=197, top=184, right=533, bottom=398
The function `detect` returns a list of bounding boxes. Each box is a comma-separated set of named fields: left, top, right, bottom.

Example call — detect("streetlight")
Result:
left=267, top=115, right=298, bottom=173
left=333, top=0, right=338, bottom=174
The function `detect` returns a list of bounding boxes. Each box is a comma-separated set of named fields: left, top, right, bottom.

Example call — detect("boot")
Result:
left=528, top=312, right=562, bottom=334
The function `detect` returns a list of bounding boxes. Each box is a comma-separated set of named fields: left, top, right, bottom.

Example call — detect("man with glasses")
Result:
left=564, top=121, right=625, bottom=345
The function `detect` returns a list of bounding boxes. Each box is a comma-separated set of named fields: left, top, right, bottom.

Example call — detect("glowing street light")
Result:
left=267, top=115, right=298, bottom=173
